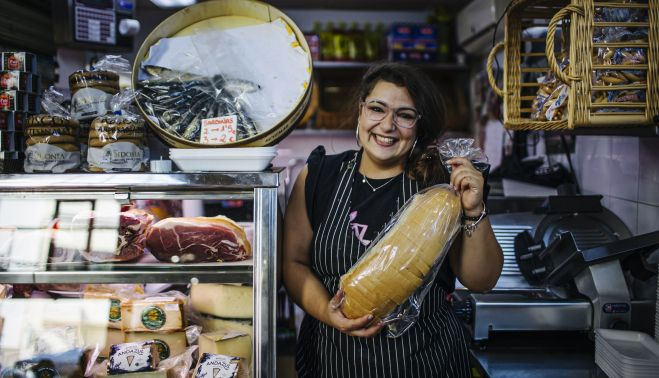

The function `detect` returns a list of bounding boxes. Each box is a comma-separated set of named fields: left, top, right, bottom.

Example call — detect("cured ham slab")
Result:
left=146, top=216, right=251, bottom=263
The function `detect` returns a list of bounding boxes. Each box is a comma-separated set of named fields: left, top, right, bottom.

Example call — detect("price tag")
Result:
left=200, top=115, right=237, bottom=144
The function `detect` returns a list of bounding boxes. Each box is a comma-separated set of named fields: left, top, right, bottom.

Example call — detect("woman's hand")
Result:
left=448, top=157, right=485, bottom=217
left=325, top=290, right=383, bottom=337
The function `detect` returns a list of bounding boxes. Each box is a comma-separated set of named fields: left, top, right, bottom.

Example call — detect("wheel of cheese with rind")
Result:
left=340, top=185, right=461, bottom=321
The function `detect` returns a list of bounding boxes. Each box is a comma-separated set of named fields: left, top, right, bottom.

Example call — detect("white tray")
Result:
left=596, top=329, right=659, bottom=364
left=170, top=154, right=277, bottom=172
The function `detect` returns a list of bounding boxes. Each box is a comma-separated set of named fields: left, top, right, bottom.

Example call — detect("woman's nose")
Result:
left=381, top=111, right=397, bottom=130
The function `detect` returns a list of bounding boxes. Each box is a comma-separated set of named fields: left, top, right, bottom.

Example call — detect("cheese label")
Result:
left=153, top=338, right=171, bottom=360
left=109, top=298, right=122, bottom=322
left=108, top=341, right=157, bottom=374
left=195, top=353, right=240, bottom=378
left=141, top=305, right=167, bottom=330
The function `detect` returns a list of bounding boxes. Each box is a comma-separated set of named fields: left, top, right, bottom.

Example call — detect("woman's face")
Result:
left=358, top=80, right=418, bottom=170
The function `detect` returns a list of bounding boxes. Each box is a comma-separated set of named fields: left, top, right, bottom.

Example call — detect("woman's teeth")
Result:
left=374, top=134, right=396, bottom=146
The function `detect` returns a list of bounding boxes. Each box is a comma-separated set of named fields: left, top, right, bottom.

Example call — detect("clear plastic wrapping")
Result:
left=136, top=18, right=311, bottom=144
left=530, top=59, right=570, bottom=121
left=24, top=87, right=81, bottom=173
left=87, top=89, right=150, bottom=172
left=437, top=138, right=489, bottom=174
left=69, top=55, right=128, bottom=121
left=339, top=184, right=462, bottom=337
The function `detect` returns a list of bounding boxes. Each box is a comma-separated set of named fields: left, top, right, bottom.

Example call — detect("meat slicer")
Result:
left=453, top=195, right=659, bottom=341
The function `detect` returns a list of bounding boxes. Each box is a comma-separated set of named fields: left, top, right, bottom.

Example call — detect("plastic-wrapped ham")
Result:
left=146, top=216, right=251, bottom=263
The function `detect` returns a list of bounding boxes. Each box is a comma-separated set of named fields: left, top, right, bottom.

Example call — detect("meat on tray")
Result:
left=145, top=216, right=252, bottom=263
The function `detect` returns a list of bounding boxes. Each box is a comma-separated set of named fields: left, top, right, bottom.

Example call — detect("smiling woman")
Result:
left=282, top=61, right=503, bottom=378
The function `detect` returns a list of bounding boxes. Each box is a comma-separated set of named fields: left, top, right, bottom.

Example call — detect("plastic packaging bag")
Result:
left=24, top=87, right=81, bottom=173
left=137, top=18, right=311, bottom=144
left=339, top=184, right=462, bottom=337
left=69, top=55, right=128, bottom=121
left=530, top=59, right=570, bottom=121
left=87, top=89, right=150, bottom=172
left=438, top=138, right=489, bottom=174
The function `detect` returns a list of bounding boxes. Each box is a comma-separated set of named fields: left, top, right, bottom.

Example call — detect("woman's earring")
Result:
left=408, top=138, right=418, bottom=159
left=355, top=125, right=361, bottom=147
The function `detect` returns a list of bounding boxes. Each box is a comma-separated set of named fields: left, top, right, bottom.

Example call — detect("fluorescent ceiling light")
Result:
left=150, top=0, right=196, bottom=8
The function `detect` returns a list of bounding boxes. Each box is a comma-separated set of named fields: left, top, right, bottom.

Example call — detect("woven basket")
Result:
left=487, top=0, right=658, bottom=130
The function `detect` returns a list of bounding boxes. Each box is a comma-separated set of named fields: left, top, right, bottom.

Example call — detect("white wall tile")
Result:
left=609, top=137, right=639, bottom=202
left=575, top=136, right=612, bottom=197
left=608, top=197, right=638, bottom=235
left=638, top=138, right=659, bottom=206
left=637, top=203, right=659, bottom=235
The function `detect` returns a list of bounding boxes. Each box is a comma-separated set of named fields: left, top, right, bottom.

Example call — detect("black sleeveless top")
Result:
left=296, top=146, right=470, bottom=378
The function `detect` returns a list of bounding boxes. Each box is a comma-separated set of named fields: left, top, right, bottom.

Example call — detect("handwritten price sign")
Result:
left=200, top=115, right=238, bottom=144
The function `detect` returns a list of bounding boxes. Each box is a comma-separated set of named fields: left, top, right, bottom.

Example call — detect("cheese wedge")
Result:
left=190, top=284, right=252, bottom=319
left=197, top=316, right=253, bottom=337
left=199, top=330, right=252, bottom=364
left=121, top=296, right=184, bottom=332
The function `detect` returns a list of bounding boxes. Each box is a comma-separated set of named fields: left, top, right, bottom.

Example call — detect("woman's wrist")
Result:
left=462, top=201, right=488, bottom=237
left=463, top=202, right=485, bottom=218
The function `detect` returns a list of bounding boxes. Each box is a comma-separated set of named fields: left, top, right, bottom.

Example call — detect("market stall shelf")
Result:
left=0, top=170, right=282, bottom=378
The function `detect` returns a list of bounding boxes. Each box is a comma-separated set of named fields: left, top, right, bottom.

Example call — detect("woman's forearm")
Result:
left=283, top=260, right=332, bottom=325
left=457, top=218, right=503, bottom=292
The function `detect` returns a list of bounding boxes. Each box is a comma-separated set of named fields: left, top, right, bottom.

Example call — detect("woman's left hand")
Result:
left=448, top=157, right=484, bottom=217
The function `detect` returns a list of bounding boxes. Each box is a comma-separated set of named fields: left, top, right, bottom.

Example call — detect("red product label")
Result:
left=0, top=94, right=10, bottom=109
left=7, top=55, right=20, bottom=70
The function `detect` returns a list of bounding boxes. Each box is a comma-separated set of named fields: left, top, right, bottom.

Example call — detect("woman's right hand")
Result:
left=325, top=290, right=384, bottom=337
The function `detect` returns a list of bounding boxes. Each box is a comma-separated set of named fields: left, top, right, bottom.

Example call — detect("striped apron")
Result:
left=296, top=151, right=471, bottom=378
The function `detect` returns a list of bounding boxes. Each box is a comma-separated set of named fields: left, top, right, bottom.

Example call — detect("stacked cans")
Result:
left=0, top=52, right=40, bottom=172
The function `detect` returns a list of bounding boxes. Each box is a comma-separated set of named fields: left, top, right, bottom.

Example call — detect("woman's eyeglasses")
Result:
left=361, top=100, right=421, bottom=129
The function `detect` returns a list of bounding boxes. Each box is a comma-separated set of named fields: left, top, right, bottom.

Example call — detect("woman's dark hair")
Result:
left=352, top=61, right=449, bottom=187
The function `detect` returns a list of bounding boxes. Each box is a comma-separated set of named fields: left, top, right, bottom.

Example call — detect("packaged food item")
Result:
left=145, top=216, right=251, bottom=263
left=80, top=208, right=154, bottom=262
left=87, top=89, right=150, bottom=172
left=340, top=184, right=462, bottom=337
left=124, top=331, right=188, bottom=361
left=1, top=52, right=37, bottom=72
left=0, top=90, right=38, bottom=112
left=0, top=70, right=35, bottom=91
left=531, top=59, right=570, bottom=121
left=121, top=294, right=185, bottom=333
left=69, top=55, right=126, bottom=120
left=190, top=284, right=253, bottom=319
left=193, top=353, right=246, bottom=378
left=84, top=284, right=146, bottom=329
left=595, top=5, right=648, bottom=23
left=108, top=341, right=160, bottom=374
left=24, top=87, right=81, bottom=173
left=594, top=47, right=647, bottom=66
left=9, top=348, right=93, bottom=378
left=198, top=330, right=251, bottom=364
left=195, top=315, right=253, bottom=337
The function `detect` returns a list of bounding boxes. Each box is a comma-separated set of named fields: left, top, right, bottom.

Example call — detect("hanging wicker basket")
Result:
left=487, top=0, right=658, bottom=130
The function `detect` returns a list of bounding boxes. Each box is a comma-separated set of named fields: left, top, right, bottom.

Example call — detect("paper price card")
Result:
left=201, top=115, right=238, bottom=144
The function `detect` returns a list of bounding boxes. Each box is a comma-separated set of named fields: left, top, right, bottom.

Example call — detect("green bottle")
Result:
left=320, top=21, right=335, bottom=61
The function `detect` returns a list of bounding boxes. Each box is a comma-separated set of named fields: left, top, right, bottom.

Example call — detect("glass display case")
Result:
left=0, top=171, right=282, bottom=377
